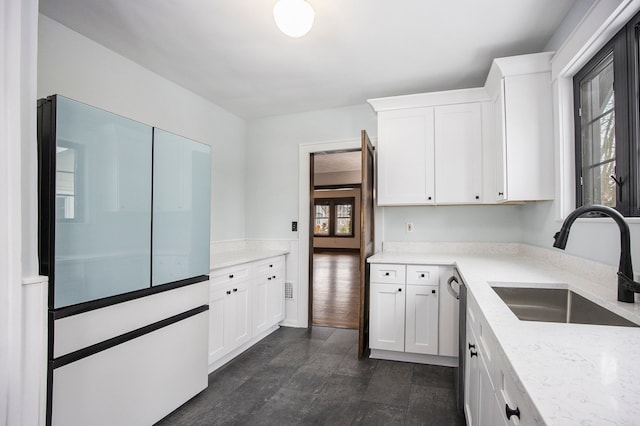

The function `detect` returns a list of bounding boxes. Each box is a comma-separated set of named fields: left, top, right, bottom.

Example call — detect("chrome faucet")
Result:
left=553, top=205, right=640, bottom=303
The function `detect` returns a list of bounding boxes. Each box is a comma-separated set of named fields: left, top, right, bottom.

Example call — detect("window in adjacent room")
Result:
left=314, top=197, right=355, bottom=237
left=314, top=201, right=330, bottom=236
left=573, top=10, right=640, bottom=217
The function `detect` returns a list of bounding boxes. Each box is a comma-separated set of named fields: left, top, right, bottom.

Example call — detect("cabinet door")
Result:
left=267, top=272, right=284, bottom=326
left=253, top=274, right=269, bottom=336
left=369, top=283, right=405, bottom=351
left=502, top=73, right=553, bottom=201
left=405, top=284, right=439, bottom=354
left=252, top=271, right=284, bottom=335
left=254, top=259, right=285, bottom=335
left=494, top=391, right=510, bottom=426
left=465, top=322, right=479, bottom=426
left=377, top=108, right=435, bottom=205
left=434, top=103, right=483, bottom=204
left=230, top=281, right=251, bottom=348
left=478, top=354, right=496, bottom=426
left=208, top=286, right=229, bottom=363
left=493, top=84, right=508, bottom=202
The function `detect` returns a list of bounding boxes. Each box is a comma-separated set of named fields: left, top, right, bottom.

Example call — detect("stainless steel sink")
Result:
left=491, top=286, right=638, bottom=327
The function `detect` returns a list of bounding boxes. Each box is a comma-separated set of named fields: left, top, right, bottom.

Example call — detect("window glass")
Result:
left=335, top=203, right=353, bottom=236
left=315, top=204, right=330, bottom=236
left=313, top=197, right=354, bottom=237
left=578, top=53, right=616, bottom=208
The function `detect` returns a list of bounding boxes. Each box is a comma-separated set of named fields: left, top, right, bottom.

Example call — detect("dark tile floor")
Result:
left=156, top=326, right=465, bottom=426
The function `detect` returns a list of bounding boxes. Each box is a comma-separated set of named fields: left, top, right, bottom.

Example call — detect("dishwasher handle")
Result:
left=447, top=276, right=460, bottom=300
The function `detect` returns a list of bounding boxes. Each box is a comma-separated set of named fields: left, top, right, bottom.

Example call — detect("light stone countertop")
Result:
left=368, top=243, right=640, bottom=426
left=210, top=248, right=289, bottom=270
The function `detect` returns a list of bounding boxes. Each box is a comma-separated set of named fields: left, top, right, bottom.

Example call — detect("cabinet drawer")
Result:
left=370, top=264, right=406, bottom=284
left=495, top=365, right=541, bottom=426
left=255, top=256, right=284, bottom=275
left=406, top=265, right=439, bottom=285
left=210, top=264, right=251, bottom=287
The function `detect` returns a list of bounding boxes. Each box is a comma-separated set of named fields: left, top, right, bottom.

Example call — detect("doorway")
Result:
left=298, top=132, right=374, bottom=358
left=310, top=151, right=361, bottom=329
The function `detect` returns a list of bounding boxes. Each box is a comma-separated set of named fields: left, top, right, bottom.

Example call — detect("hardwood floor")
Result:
left=312, top=251, right=360, bottom=329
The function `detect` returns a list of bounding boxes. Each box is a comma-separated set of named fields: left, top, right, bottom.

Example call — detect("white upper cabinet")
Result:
left=370, top=88, right=489, bottom=206
left=377, top=107, right=435, bottom=205
left=434, top=103, right=483, bottom=204
left=370, top=51, right=554, bottom=206
left=484, top=52, right=554, bottom=202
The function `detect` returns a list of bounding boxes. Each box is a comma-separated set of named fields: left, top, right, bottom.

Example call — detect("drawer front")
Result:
left=255, top=256, right=285, bottom=275
left=406, top=265, right=439, bottom=285
left=370, top=263, right=406, bottom=284
left=210, top=264, right=251, bottom=287
left=496, top=365, right=541, bottom=426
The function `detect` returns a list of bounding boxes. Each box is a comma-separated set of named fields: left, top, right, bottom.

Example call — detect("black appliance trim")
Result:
left=52, top=275, right=209, bottom=320
left=52, top=304, right=208, bottom=370
left=37, top=95, right=57, bottom=308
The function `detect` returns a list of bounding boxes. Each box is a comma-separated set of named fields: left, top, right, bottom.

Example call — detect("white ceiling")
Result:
left=39, top=0, right=577, bottom=119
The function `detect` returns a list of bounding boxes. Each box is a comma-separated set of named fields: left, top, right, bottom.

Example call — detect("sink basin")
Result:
left=491, top=286, right=638, bottom=327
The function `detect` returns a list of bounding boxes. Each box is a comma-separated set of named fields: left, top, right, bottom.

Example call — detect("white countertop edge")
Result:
left=210, top=248, right=290, bottom=271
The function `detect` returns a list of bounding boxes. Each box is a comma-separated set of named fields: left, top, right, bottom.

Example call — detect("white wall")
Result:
left=245, top=104, right=377, bottom=238
left=382, top=205, right=524, bottom=243
left=3, top=0, right=42, bottom=425
left=37, top=15, right=247, bottom=242
left=246, top=104, right=375, bottom=326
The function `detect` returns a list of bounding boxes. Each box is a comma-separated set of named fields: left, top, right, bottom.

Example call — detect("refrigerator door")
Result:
left=152, top=128, right=211, bottom=286
left=52, top=96, right=153, bottom=308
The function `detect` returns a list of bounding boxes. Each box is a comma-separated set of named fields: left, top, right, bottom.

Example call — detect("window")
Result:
left=314, top=197, right=355, bottom=237
left=574, top=11, right=640, bottom=217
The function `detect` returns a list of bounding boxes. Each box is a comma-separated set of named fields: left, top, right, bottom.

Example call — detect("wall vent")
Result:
left=285, top=282, right=293, bottom=299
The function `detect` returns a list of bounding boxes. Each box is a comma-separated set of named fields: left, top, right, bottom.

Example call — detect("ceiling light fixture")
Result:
left=273, top=0, right=315, bottom=38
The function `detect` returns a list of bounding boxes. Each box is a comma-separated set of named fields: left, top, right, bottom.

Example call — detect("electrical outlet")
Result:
left=291, top=221, right=298, bottom=232
left=406, top=222, right=413, bottom=232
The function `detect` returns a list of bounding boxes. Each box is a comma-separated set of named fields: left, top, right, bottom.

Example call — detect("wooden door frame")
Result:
left=358, top=130, right=375, bottom=357
left=298, top=139, right=360, bottom=328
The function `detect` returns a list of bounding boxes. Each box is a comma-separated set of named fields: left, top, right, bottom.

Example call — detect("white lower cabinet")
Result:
left=208, top=255, right=285, bottom=371
left=370, top=282, right=406, bottom=351
left=405, top=283, right=439, bottom=354
left=369, top=263, right=446, bottom=359
left=208, top=279, right=251, bottom=362
left=465, top=293, right=540, bottom=426
left=253, top=257, right=285, bottom=335
left=466, top=316, right=498, bottom=426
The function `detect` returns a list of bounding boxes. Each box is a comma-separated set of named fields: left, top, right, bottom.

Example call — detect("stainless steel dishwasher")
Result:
left=446, top=268, right=465, bottom=413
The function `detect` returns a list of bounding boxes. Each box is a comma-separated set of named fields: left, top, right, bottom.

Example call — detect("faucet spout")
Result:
left=553, top=205, right=637, bottom=303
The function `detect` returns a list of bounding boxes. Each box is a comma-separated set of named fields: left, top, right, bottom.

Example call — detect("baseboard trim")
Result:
left=207, top=324, right=280, bottom=374
left=370, top=349, right=458, bottom=367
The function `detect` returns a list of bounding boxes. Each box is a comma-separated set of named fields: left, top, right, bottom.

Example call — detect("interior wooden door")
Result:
left=358, top=130, right=375, bottom=358
left=308, top=153, right=315, bottom=328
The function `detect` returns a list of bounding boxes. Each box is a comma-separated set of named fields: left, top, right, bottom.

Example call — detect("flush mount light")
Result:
left=273, top=0, right=315, bottom=38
